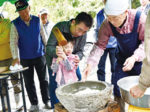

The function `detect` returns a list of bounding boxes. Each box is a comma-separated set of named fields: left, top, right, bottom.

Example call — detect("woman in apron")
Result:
left=83, top=0, right=146, bottom=111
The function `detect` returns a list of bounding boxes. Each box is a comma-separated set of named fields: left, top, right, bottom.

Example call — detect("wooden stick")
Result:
left=52, top=27, right=67, bottom=46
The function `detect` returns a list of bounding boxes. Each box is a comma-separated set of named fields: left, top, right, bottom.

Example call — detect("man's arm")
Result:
left=131, top=11, right=146, bottom=62
left=10, top=23, right=20, bottom=65
left=123, top=12, right=147, bottom=72
left=130, top=55, right=150, bottom=98
left=122, top=41, right=145, bottom=72
left=82, top=21, right=111, bottom=80
left=136, top=12, right=150, bottom=92
left=40, top=22, right=48, bottom=46
left=132, top=41, right=145, bottom=62
left=130, top=10, right=150, bottom=98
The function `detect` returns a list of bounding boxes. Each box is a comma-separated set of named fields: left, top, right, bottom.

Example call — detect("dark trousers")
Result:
left=97, top=48, right=116, bottom=83
left=48, top=67, right=81, bottom=108
left=21, top=56, right=49, bottom=105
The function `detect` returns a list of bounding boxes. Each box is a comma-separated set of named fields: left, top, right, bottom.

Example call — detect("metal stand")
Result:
left=20, top=72, right=27, bottom=112
left=0, top=67, right=28, bottom=112
left=0, top=75, right=9, bottom=112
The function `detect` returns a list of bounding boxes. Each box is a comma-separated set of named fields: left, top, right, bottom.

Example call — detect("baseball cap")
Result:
left=39, top=8, right=49, bottom=15
left=15, top=0, right=29, bottom=12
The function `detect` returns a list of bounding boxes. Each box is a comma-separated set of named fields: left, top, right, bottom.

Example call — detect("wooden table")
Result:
left=0, top=67, right=28, bottom=112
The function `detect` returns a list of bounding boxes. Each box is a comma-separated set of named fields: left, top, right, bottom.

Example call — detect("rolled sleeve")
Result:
left=87, top=20, right=111, bottom=66
left=96, top=20, right=112, bottom=49
left=132, top=41, right=145, bottom=62
left=87, top=45, right=104, bottom=66
left=138, top=58, right=150, bottom=91
left=132, top=12, right=146, bottom=62
left=40, top=23, right=47, bottom=46
left=10, top=23, right=19, bottom=59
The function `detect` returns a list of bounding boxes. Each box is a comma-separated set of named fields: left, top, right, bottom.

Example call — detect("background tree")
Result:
left=0, top=0, right=141, bottom=24
left=0, top=0, right=103, bottom=24
left=132, top=0, right=141, bottom=9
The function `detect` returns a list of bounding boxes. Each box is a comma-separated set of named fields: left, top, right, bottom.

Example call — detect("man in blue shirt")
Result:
left=10, top=0, right=51, bottom=111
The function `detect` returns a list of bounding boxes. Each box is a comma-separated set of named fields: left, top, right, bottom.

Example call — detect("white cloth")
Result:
left=104, top=0, right=129, bottom=15
left=9, top=64, right=23, bottom=71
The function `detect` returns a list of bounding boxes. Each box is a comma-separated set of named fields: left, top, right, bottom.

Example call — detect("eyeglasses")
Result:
left=74, top=24, right=88, bottom=35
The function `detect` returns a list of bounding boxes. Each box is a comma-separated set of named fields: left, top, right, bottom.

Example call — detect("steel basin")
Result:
left=117, top=76, right=150, bottom=108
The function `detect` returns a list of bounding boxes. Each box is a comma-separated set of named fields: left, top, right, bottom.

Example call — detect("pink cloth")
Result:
left=88, top=9, right=146, bottom=66
left=52, top=54, right=78, bottom=85
left=87, top=45, right=104, bottom=66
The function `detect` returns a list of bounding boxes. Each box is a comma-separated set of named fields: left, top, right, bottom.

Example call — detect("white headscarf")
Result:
left=104, top=0, right=129, bottom=16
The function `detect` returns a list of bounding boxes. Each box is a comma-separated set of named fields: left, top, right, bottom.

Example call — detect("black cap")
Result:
left=15, top=0, right=29, bottom=12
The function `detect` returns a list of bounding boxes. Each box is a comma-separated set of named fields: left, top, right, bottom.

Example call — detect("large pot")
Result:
left=56, top=81, right=113, bottom=112
left=117, top=76, right=150, bottom=108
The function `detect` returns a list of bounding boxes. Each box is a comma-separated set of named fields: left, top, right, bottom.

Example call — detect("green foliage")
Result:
left=0, top=0, right=29, bottom=7
left=132, top=0, right=141, bottom=9
left=72, top=0, right=80, bottom=7
left=88, top=11, right=96, bottom=18
left=0, top=0, right=142, bottom=25
left=0, top=0, right=142, bottom=33
left=0, top=0, right=104, bottom=24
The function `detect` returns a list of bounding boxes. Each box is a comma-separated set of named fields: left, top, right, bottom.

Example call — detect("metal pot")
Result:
left=117, top=76, right=150, bottom=108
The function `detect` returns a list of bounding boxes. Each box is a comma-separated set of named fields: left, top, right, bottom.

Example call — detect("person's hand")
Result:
left=61, top=52, right=67, bottom=60
left=82, top=64, right=91, bottom=81
left=56, top=57, right=63, bottom=63
left=122, top=56, right=136, bottom=72
left=74, top=55, right=80, bottom=67
left=130, top=85, right=146, bottom=98
left=12, top=58, right=20, bottom=66
left=56, top=46, right=64, bottom=57
left=56, top=46, right=67, bottom=59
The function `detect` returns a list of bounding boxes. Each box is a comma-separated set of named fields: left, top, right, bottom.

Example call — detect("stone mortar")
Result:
left=56, top=81, right=113, bottom=112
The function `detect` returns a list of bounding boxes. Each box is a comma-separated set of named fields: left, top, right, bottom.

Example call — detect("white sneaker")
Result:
left=44, top=102, right=51, bottom=109
left=29, top=105, right=39, bottom=112
left=14, top=93, right=23, bottom=110
left=14, top=93, right=20, bottom=106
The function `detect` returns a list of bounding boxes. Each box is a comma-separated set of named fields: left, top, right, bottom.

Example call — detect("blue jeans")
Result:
left=97, top=48, right=116, bottom=83
left=48, top=67, right=81, bottom=108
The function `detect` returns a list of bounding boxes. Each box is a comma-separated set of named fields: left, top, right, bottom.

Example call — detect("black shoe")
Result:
left=44, top=102, right=51, bottom=109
